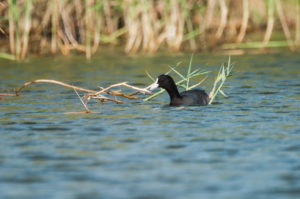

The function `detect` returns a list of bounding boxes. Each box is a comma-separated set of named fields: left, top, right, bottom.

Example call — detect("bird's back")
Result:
left=179, top=89, right=210, bottom=105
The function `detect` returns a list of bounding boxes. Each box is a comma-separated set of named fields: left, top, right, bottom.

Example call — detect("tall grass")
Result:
left=0, top=0, right=299, bottom=60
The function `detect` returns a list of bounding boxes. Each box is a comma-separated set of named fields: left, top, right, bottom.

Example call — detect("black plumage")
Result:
left=150, top=74, right=210, bottom=106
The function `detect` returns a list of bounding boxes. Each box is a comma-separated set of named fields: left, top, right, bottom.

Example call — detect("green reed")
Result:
left=0, top=53, right=15, bottom=61
left=144, top=55, right=211, bottom=102
left=144, top=56, right=233, bottom=104
left=208, top=56, right=233, bottom=105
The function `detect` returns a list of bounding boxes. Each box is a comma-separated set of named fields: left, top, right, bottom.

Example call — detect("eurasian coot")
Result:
left=150, top=74, right=210, bottom=106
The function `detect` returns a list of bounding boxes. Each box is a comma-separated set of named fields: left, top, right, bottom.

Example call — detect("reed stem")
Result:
left=275, top=0, right=294, bottom=50
left=51, top=0, right=57, bottom=54
left=1, top=0, right=299, bottom=59
left=296, top=0, right=300, bottom=46
left=85, top=0, right=92, bottom=59
left=263, top=0, right=275, bottom=48
left=21, top=0, right=32, bottom=59
left=215, top=0, right=228, bottom=40
left=237, top=0, right=249, bottom=43
left=8, top=0, right=15, bottom=54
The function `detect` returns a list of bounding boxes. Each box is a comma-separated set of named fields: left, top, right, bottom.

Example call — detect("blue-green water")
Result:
left=0, top=52, right=299, bottom=199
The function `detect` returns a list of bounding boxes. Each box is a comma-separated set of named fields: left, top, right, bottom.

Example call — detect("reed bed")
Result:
left=0, top=0, right=299, bottom=60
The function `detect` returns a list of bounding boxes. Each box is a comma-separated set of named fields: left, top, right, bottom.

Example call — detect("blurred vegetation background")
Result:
left=0, top=0, right=299, bottom=60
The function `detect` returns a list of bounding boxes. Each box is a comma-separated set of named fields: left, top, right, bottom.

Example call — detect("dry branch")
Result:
left=13, top=79, right=151, bottom=99
left=0, top=93, right=17, bottom=96
left=104, top=90, right=140, bottom=100
left=15, top=79, right=97, bottom=95
left=73, top=88, right=90, bottom=113
left=3, top=78, right=152, bottom=113
left=94, top=96, right=123, bottom=104
left=92, top=82, right=151, bottom=96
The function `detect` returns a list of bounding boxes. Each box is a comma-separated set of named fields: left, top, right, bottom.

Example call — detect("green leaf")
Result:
left=219, top=89, right=228, bottom=97
left=0, top=53, right=15, bottom=60
left=186, top=54, right=194, bottom=90
left=145, top=71, right=155, bottom=81
left=168, top=65, right=186, bottom=81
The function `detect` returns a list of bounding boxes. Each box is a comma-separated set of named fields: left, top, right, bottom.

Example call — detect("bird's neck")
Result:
left=165, top=83, right=181, bottom=100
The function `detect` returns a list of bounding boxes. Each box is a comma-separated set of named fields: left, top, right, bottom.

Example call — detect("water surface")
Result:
left=0, top=52, right=300, bottom=199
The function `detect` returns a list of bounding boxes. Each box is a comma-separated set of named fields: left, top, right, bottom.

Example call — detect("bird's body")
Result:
left=174, top=89, right=209, bottom=106
left=150, top=74, right=210, bottom=106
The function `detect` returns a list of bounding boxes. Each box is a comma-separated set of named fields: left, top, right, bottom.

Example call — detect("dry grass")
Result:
left=0, top=0, right=299, bottom=60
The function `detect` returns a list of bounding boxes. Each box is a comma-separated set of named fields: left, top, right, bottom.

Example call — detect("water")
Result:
left=0, top=52, right=300, bottom=199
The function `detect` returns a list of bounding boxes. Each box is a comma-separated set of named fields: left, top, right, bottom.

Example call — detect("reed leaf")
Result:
left=0, top=53, right=16, bottom=60
left=208, top=56, right=233, bottom=105
left=186, top=54, right=193, bottom=90
left=144, top=55, right=211, bottom=101
left=168, top=65, right=187, bottom=81
left=145, top=71, right=155, bottom=81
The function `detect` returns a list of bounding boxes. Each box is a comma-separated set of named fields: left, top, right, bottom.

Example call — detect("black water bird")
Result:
left=149, top=74, right=210, bottom=106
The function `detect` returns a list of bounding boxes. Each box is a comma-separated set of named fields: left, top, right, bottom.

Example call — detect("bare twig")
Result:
left=11, top=78, right=150, bottom=104
left=73, top=88, right=90, bottom=113
left=3, top=78, right=151, bottom=113
left=92, top=82, right=151, bottom=96
left=10, top=79, right=149, bottom=103
left=15, top=79, right=97, bottom=95
left=93, top=96, right=123, bottom=104
left=105, top=90, right=140, bottom=99
left=0, top=93, right=17, bottom=96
